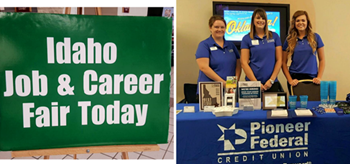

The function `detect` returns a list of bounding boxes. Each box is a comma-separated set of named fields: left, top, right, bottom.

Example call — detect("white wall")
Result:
left=117, top=7, right=148, bottom=16
left=312, top=0, right=350, bottom=101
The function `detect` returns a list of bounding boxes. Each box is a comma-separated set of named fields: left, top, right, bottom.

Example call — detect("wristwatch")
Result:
left=269, top=79, right=274, bottom=85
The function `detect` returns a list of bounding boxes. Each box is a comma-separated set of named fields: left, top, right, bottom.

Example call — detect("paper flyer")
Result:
left=238, top=81, right=261, bottom=109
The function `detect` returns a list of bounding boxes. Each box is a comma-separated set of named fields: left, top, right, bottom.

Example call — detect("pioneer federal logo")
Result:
left=217, top=124, right=247, bottom=150
left=217, top=122, right=311, bottom=163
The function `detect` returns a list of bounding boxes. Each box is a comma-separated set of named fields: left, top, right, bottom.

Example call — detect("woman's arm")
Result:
left=235, top=59, right=241, bottom=81
left=241, top=49, right=266, bottom=90
left=264, top=46, right=282, bottom=89
left=241, top=49, right=257, bottom=81
left=282, top=51, right=298, bottom=86
left=196, top=58, right=226, bottom=85
left=313, top=47, right=325, bottom=84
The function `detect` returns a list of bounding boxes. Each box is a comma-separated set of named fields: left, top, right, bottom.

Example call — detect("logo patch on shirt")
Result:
left=229, top=49, right=234, bottom=53
left=267, top=39, right=275, bottom=43
left=251, top=40, right=259, bottom=45
left=210, top=46, right=218, bottom=51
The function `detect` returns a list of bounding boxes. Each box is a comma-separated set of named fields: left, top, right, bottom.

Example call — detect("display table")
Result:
left=177, top=102, right=350, bottom=164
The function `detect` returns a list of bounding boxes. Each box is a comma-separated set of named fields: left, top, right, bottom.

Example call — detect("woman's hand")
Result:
left=288, top=79, right=299, bottom=86
left=222, top=81, right=226, bottom=87
left=261, top=84, right=267, bottom=91
left=313, top=78, right=321, bottom=84
left=264, top=80, right=272, bottom=90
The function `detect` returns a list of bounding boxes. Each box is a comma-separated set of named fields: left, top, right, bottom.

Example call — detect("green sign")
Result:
left=0, top=12, right=171, bottom=151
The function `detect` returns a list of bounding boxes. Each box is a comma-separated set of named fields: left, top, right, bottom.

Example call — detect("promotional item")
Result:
left=238, top=81, right=261, bottom=109
left=289, top=95, right=297, bottom=110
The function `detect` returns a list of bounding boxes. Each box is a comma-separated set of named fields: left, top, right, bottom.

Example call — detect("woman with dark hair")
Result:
left=241, top=8, right=283, bottom=92
left=282, top=10, right=325, bottom=93
left=196, top=15, right=241, bottom=94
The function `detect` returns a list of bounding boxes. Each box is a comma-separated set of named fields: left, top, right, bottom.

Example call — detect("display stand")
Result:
left=12, top=144, right=160, bottom=159
left=10, top=7, right=160, bottom=160
left=224, top=93, right=235, bottom=107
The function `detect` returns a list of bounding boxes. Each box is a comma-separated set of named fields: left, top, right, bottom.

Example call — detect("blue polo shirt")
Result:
left=195, top=35, right=240, bottom=84
left=282, top=33, right=324, bottom=77
left=241, top=32, right=282, bottom=84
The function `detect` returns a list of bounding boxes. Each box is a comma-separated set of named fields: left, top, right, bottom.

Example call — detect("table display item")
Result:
left=271, top=110, right=288, bottom=117
left=336, top=102, right=350, bottom=114
left=289, top=95, right=297, bottom=109
left=266, top=110, right=290, bottom=119
left=300, top=95, right=308, bottom=108
left=225, top=76, right=237, bottom=107
left=225, top=76, right=237, bottom=93
left=295, top=109, right=313, bottom=116
left=324, top=108, right=336, bottom=113
left=319, top=104, right=337, bottom=109
left=329, top=81, right=337, bottom=104
left=238, top=81, right=261, bottom=110
left=212, top=106, right=239, bottom=117
left=312, top=107, right=325, bottom=114
left=199, top=82, right=223, bottom=112
left=224, top=93, right=235, bottom=107
left=340, top=107, right=350, bottom=114
left=183, top=106, right=195, bottom=113
left=313, top=105, right=338, bottom=114
left=262, top=92, right=287, bottom=110
left=243, top=105, right=254, bottom=111
left=320, top=81, right=329, bottom=104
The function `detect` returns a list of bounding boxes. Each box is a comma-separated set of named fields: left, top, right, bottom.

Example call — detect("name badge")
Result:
left=210, top=46, right=218, bottom=51
left=229, top=49, right=234, bottom=53
left=267, top=39, right=275, bottom=43
left=251, top=40, right=259, bottom=45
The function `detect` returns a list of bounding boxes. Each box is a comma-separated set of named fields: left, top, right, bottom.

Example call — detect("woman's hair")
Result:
left=249, top=8, right=272, bottom=40
left=286, top=10, right=317, bottom=56
left=209, top=15, right=226, bottom=27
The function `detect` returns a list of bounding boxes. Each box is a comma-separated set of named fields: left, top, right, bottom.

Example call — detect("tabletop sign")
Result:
left=199, top=82, right=223, bottom=112
left=238, top=81, right=261, bottom=109
left=183, top=106, right=195, bottom=113
left=0, top=12, right=172, bottom=151
left=262, top=92, right=287, bottom=110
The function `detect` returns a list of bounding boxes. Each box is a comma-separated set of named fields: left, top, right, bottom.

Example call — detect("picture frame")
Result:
left=199, top=82, right=223, bottom=112
left=15, top=7, right=32, bottom=12
left=122, top=7, right=130, bottom=13
left=262, top=92, right=288, bottom=110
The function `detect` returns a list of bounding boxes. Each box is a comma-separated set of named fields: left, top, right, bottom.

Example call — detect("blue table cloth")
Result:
left=177, top=102, right=350, bottom=164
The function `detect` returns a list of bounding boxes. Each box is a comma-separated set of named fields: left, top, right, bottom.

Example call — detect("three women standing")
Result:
left=195, top=9, right=324, bottom=95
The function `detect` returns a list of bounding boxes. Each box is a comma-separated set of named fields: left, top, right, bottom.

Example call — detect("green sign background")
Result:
left=0, top=12, right=171, bottom=151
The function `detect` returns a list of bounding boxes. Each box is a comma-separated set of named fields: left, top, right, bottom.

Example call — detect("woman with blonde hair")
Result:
left=281, top=10, right=325, bottom=93
left=241, top=8, right=283, bottom=92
